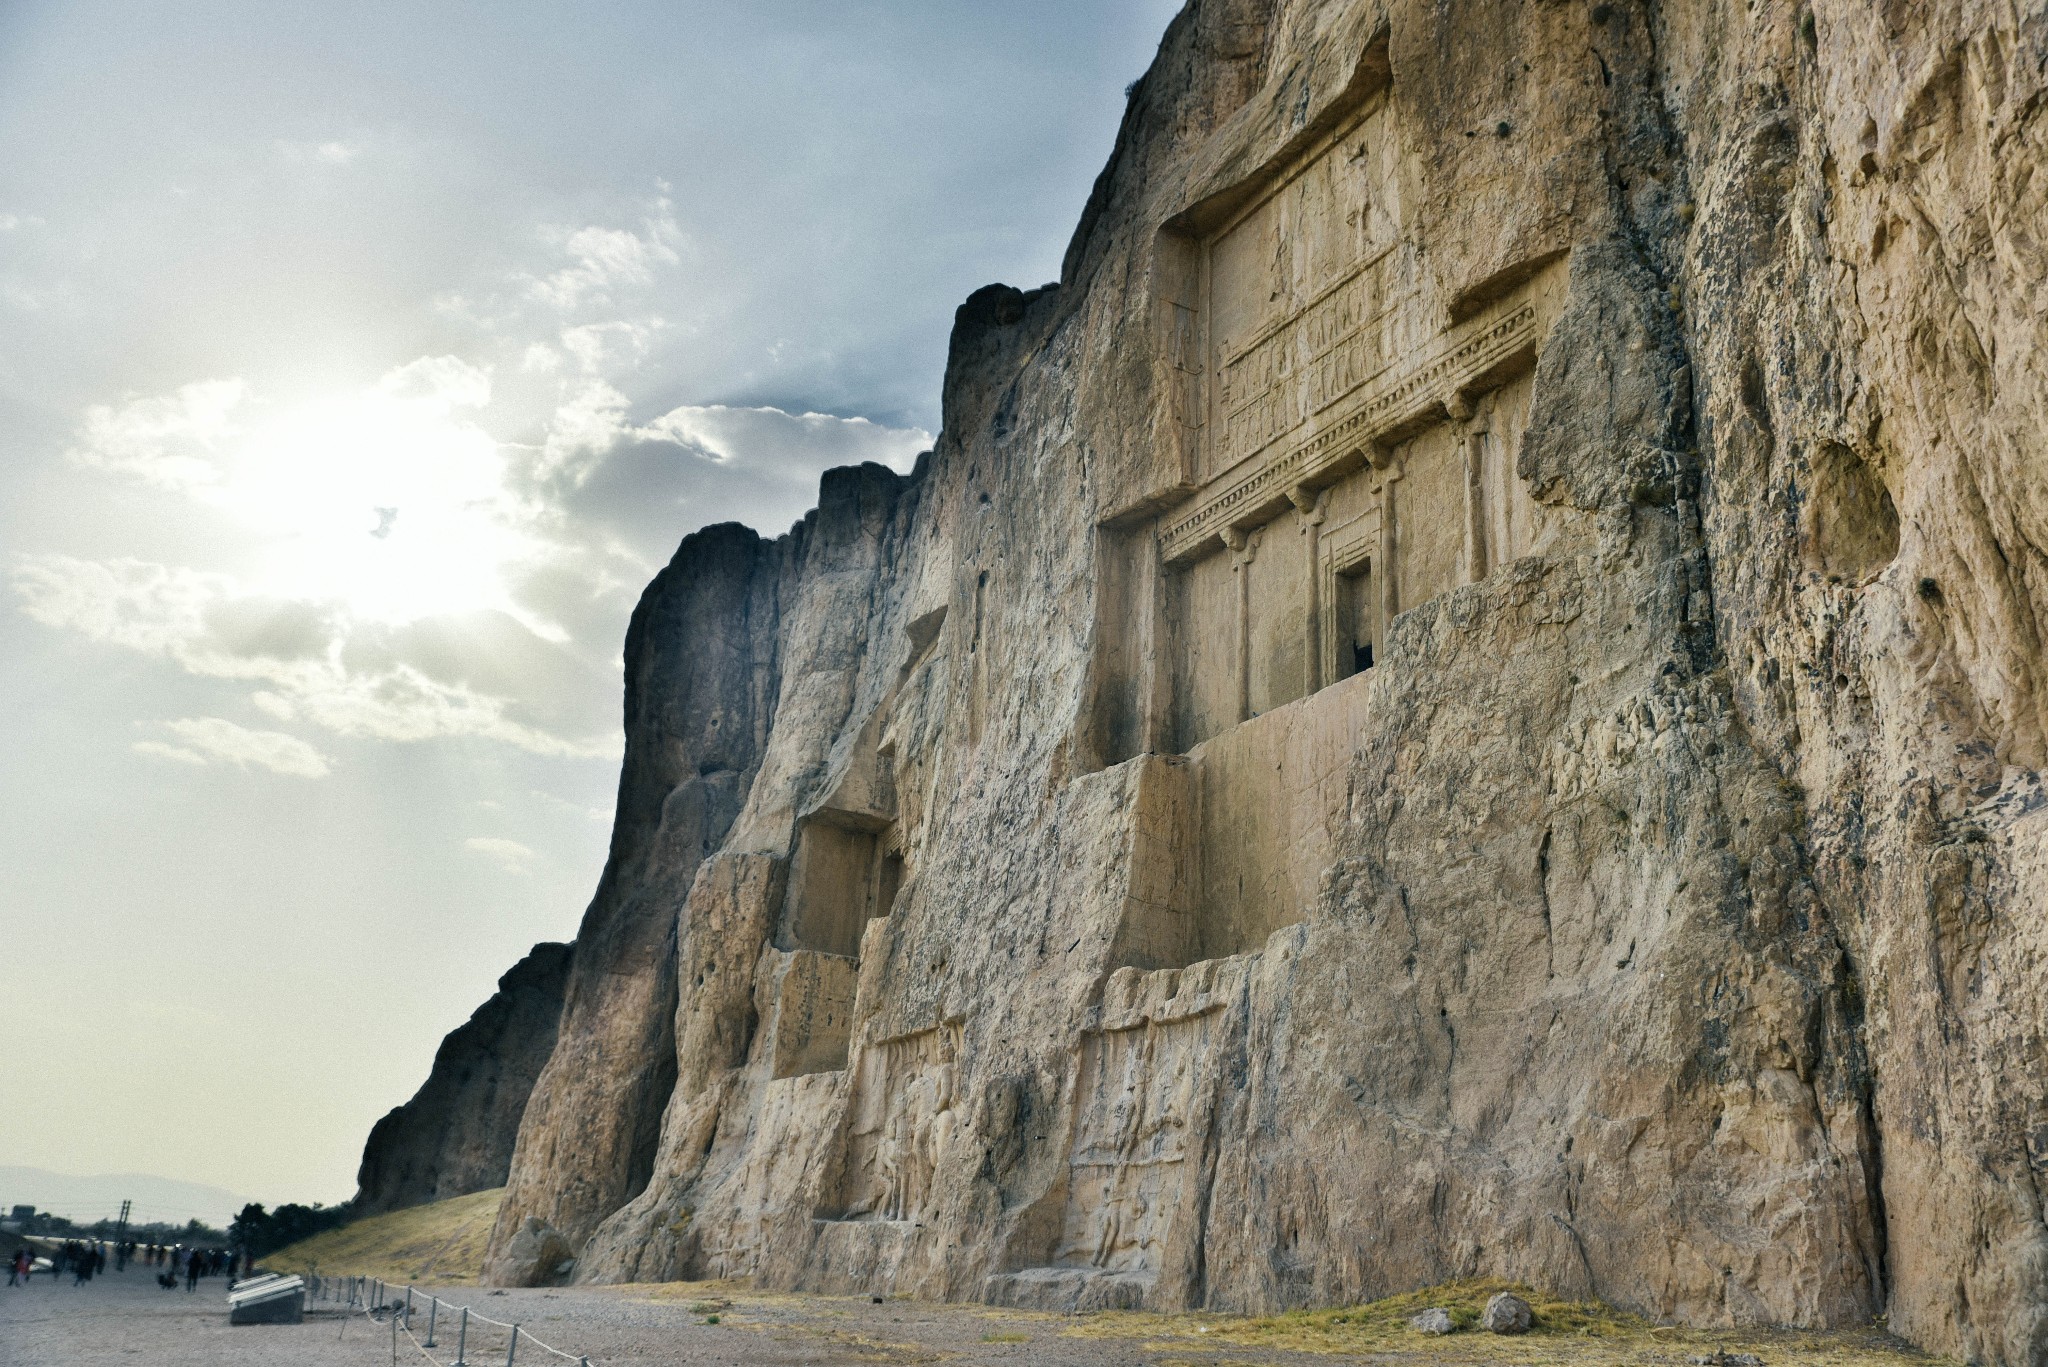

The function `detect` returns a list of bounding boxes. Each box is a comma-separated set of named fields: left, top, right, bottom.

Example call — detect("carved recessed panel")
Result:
left=1204, top=99, right=1404, bottom=484
left=770, top=950, right=858, bottom=1080
left=1055, top=1008, right=1219, bottom=1274
left=830, top=1022, right=964, bottom=1222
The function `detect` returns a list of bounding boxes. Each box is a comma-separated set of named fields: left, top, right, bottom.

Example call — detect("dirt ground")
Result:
left=0, top=1263, right=1947, bottom=1367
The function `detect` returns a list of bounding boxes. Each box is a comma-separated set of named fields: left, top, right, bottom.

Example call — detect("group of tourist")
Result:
left=5, top=1239, right=250, bottom=1290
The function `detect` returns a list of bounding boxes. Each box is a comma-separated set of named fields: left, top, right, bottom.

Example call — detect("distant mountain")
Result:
left=0, top=1166, right=245, bottom=1227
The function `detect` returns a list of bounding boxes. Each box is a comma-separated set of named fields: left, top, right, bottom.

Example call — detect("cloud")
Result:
left=132, top=741, right=207, bottom=767
left=536, top=379, right=631, bottom=483
left=534, top=403, right=931, bottom=566
left=12, top=554, right=620, bottom=758
left=276, top=138, right=365, bottom=165
left=13, top=556, right=233, bottom=656
left=68, top=378, right=246, bottom=491
left=134, top=717, right=332, bottom=778
left=375, top=354, right=491, bottom=410
left=464, top=836, right=537, bottom=874
left=530, top=202, right=684, bottom=309
left=18, top=237, right=929, bottom=773
left=560, top=320, right=662, bottom=375
left=643, top=404, right=927, bottom=476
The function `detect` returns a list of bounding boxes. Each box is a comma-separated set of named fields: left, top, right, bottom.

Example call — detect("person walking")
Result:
left=7, top=1248, right=27, bottom=1286
left=185, top=1248, right=200, bottom=1292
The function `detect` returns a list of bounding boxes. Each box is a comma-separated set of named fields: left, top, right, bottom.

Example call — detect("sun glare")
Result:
left=214, top=377, right=539, bottom=626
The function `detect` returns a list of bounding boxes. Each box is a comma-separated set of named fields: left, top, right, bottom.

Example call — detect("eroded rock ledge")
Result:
left=354, top=941, right=572, bottom=1215
left=371, top=3, right=2048, bottom=1363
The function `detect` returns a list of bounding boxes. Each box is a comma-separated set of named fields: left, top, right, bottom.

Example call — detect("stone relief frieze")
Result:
left=1055, top=1004, right=1221, bottom=1274
left=832, top=1021, right=965, bottom=1222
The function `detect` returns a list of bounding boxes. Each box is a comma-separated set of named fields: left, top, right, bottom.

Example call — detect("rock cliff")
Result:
left=400, top=2, right=2048, bottom=1361
left=353, top=941, right=571, bottom=1214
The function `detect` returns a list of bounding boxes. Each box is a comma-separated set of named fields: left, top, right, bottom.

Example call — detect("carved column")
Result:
left=1288, top=484, right=1328, bottom=692
left=1445, top=392, right=1488, bottom=585
left=1223, top=526, right=1256, bottom=723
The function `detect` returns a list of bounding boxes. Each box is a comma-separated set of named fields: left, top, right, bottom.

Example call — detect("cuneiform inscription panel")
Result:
left=1204, top=98, right=1407, bottom=481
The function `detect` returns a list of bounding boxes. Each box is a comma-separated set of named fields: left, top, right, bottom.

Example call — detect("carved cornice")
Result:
left=1161, top=298, right=1540, bottom=564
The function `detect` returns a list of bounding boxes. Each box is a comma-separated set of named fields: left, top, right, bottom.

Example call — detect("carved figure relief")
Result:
left=1055, top=1007, right=1218, bottom=1275
left=834, top=1021, right=964, bottom=1223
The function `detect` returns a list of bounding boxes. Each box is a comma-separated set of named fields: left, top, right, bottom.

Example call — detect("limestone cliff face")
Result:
left=435, top=2, right=2048, bottom=1361
left=354, top=941, right=571, bottom=1215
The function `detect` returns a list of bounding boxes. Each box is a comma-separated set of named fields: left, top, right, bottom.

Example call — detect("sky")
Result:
left=0, top=0, right=1184, bottom=1220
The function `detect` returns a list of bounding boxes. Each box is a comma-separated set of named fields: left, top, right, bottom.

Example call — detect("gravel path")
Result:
left=0, top=1265, right=1357, bottom=1366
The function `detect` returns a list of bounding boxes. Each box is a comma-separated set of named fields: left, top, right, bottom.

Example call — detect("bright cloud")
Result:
left=66, top=359, right=538, bottom=626
left=134, top=717, right=331, bottom=778
left=464, top=836, right=538, bottom=874
left=538, top=379, right=632, bottom=483
left=642, top=404, right=928, bottom=476
left=69, top=378, right=246, bottom=491
left=560, top=319, right=662, bottom=374
left=276, top=138, right=364, bottom=165
left=530, top=202, right=684, bottom=309
left=16, top=202, right=931, bottom=778
left=12, top=554, right=617, bottom=758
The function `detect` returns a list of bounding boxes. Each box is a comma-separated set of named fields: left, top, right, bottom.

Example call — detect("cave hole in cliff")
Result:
left=780, top=813, right=900, bottom=960
left=769, top=947, right=859, bottom=1079
left=1334, top=557, right=1375, bottom=677
left=1801, top=441, right=1899, bottom=582
left=1079, top=521, right=1163, bottom=771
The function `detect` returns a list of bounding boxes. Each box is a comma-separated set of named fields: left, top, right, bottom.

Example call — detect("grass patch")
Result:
left=1066, top=1277, right=1948, bottom=1364
left=256, top=1188, right=503, bottom=1285
left=980, top=1330, right=1030, bottom=1342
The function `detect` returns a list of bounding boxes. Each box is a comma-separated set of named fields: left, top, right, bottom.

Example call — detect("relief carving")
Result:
left=1055, top=1007, right=1219, bottom=1274
left=833, top=1021, right=965, bottom=1223
left=1142, top=93, right=1572, bottom=756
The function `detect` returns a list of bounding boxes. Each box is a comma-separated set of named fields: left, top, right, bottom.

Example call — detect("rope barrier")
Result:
left=303, top=1272, right=593, bottom=1367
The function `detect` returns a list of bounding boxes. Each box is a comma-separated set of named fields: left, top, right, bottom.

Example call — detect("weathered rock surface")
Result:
left=1409, top=1306, right=1454, bottom=1334
left=353, top=941, right=571, bottom=1214
left=389, top=2, right=2048, bottom=1361
left=1483, top=1291, right=1533, bottom=1335
left=495, top=1216, right=575, bottom=1288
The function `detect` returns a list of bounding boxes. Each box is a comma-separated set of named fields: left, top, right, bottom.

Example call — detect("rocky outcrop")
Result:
left=399, top=2, right=2048, bottom=1361
left=480, top=473, right=917, bottom=1284
left=353, top=941, right=571, bottom=1215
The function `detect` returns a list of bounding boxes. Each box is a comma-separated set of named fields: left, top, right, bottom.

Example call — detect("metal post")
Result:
left=455, top=1306, right=468, bottom=1367
left=406, top=1285, right=414, bottom=1320
left=506, top=1324, right=519, bottom=1366
left=391, top=1303, right=398, bottom=1365
left=425, top=1295, right=438, bottom=1346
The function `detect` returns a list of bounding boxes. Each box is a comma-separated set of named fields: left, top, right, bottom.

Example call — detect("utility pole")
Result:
left=115, top=1199, right=131, bottom=1242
